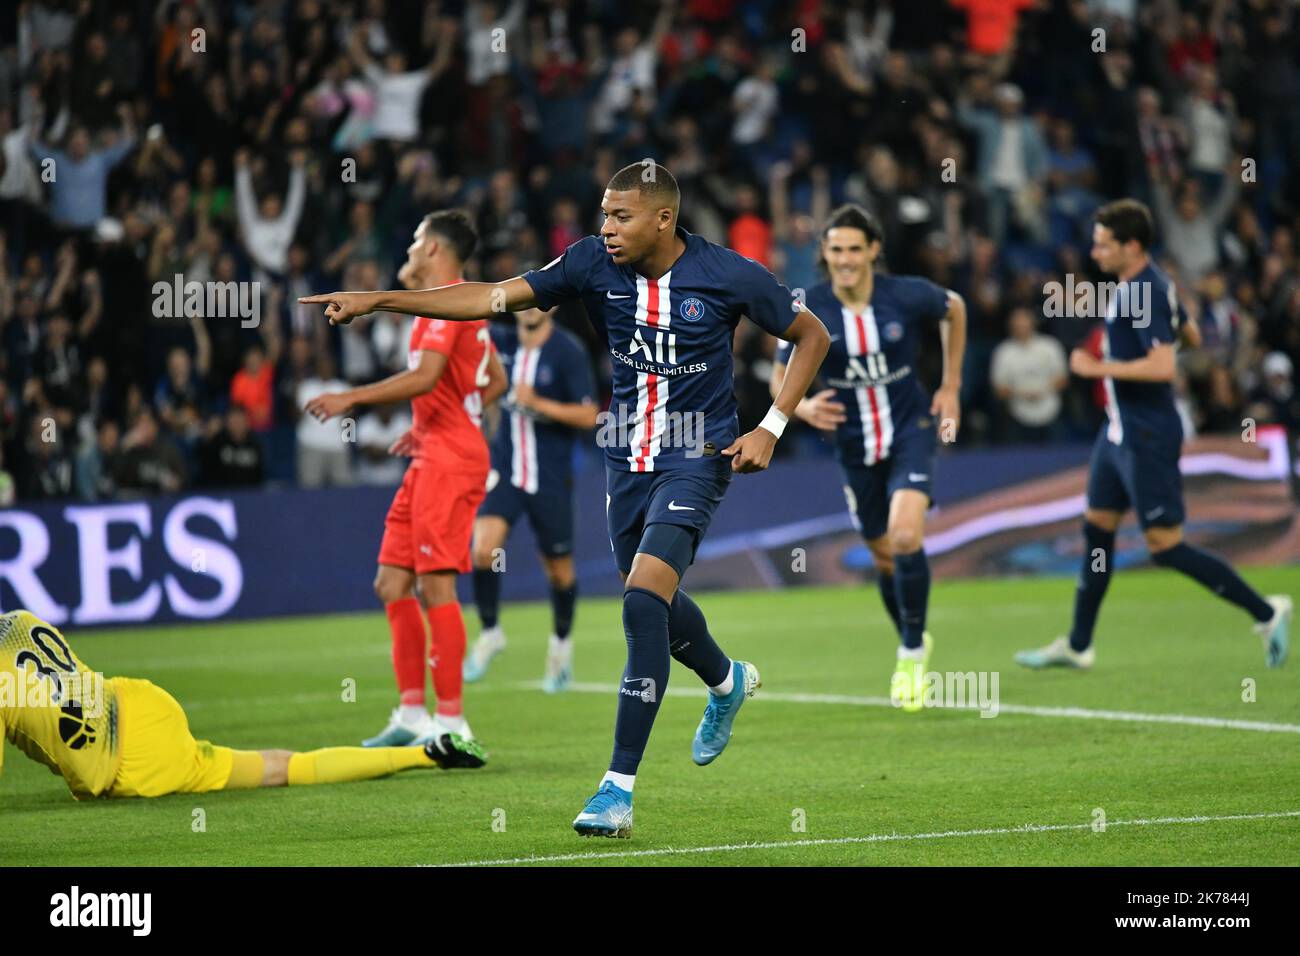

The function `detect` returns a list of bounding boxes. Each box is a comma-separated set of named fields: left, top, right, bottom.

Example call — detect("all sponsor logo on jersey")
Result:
left=629, top=327, right=677, bottom=365
left=829, top=353, right=912, bottom=390
left=847, top=353, right=890, bottom=381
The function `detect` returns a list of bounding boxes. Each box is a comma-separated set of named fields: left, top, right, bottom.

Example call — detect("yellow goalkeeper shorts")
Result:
left=107, top=678, right=235, bottom=798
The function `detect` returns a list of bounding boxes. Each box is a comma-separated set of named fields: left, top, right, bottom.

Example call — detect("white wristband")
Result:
left=758, top=405, right=789, bottom=439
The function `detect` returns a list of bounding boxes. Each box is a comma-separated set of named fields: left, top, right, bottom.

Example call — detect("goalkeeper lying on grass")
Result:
left=0, top=610, right=484, bottom=799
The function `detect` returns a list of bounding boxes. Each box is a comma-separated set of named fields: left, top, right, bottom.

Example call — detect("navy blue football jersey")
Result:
left=490, top=322, right=596, bottom=493
left=777, top=275, right=950, bottom=466
left=1100, top=262, right=1184, bottom=447
left=523, top=227, right=800, bottom=472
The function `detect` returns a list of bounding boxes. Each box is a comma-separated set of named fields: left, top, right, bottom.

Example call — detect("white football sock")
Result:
left=709, top=661, right=735, bottom=696
left=398, top=704, right=427, bottom=726
left=437, top=713, right=467, bottom=734
left=601, top=771, right=635, bottom=793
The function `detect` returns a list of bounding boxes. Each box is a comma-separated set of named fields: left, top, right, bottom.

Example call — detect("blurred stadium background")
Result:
left=1, top=0, right=1297, bottom=624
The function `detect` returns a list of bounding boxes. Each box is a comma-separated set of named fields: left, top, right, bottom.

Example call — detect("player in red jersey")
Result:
left=305, top=210, right=507, bottom=746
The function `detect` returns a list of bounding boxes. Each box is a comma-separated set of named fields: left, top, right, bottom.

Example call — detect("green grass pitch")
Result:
left=2, top=566, right=1297, bottom=866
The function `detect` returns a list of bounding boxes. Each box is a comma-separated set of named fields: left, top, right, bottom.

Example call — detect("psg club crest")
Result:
left=680, top=297, right=705, bottom=321
left=884, top=321, right=904, bottom=342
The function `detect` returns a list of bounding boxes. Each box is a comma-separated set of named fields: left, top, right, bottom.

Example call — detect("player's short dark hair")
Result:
left=1095, top=199, right=1153, bottom=250
left=606, top=163, right=680, bottom=212
left=422, top=209, right=479, bottom=263
left=821, top=204, right=884, bottom=246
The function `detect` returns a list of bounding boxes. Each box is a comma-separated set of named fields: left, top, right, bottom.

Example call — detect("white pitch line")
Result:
left=508, top=681, right=1300, bottom=734
left=438, top=809, right=1300, bottom=867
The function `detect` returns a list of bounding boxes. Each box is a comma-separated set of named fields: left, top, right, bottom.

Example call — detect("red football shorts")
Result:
left=378, top=464, right=487, bottom=575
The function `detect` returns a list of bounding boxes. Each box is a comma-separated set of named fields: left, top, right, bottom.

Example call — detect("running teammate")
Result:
left=771, top=205, right=967, bottom=711
left=1015, top=199, right=1291, bottom=669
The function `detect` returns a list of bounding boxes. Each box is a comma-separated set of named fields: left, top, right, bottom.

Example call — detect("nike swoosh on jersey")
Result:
left=606, top=291, right=631, bottom=299
left=667, top=501, right=695, bottom=511
left=908, top=473, right=929, bottom=482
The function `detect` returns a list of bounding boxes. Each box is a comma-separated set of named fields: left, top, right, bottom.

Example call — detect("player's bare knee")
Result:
left=1084, top=509, right=1122, bottom=533
left=888, top=527, right=922, bottom=556
left=260, top=750, right=292, bottom=787
left=625, top=555, right=678, bottom=604
left=418, top=572, right=458, bottom=607
left=1145, top=525, right=1182, bottom=554
left=374, top=568, right=412, bottom=604
left=866, top=537, right=893, bottom=574
left=471, top=518, right=508, bottom=570
left=544, top=558, right=575, bottom=589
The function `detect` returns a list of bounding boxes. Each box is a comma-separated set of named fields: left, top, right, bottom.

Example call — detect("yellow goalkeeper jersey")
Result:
left=0, top=610, right=121, bottom=799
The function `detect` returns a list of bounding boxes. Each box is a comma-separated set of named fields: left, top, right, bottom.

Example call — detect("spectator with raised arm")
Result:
left=234, top=147, right=306, bottom=276
left=956, top=81, right=1049, bottom=246
left=347, top=20, right=456, bottom=144
left=1148, top=151, right=1241, bottom=282
left=29, top=100, right=136, bottom=232
left=768, top=160, right=830, bottom=295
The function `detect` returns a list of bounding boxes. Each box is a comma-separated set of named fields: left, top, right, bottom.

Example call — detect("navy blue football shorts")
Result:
left=839, top=416, right=937, bottom=542
left=480, top=469, right=575, bottom=557
left=1086, top=427, right=1185, bottom=529
left=605, top=458, right=732, bottom=576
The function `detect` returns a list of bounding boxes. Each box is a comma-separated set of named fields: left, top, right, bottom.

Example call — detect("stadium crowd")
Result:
left=1, top=0, right=1298, bottom=505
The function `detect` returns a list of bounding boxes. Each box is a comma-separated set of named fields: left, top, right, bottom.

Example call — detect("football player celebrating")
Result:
left=771, top=205, right=967, bottom=712
left=302, top=164, right=830, bottom=839
left=465, top=306, right=599, bottom=693
left=305, top=211, right=507, bottom=747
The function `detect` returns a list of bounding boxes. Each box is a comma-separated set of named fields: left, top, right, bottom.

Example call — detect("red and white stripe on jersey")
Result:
left=628, top=271, right=673, bottom=472
left=1101, top=328, right=1123, bottom=444
left=509, top=345, right=541, bottom=493
left=843, top=305, right=895, bottom=466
